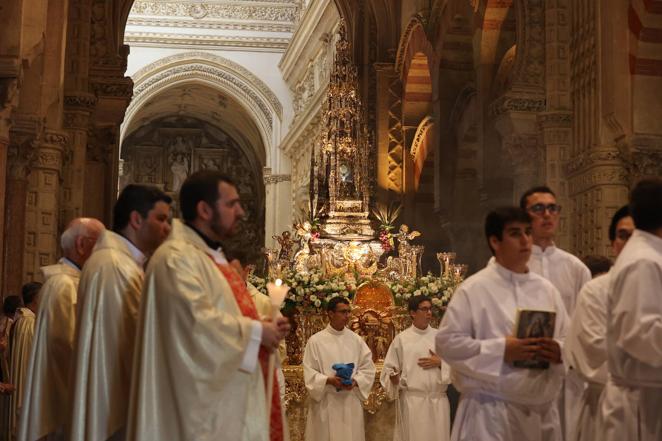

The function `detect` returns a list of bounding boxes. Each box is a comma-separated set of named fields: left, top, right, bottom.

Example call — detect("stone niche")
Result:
left=120, top=116, right=265, bottom=263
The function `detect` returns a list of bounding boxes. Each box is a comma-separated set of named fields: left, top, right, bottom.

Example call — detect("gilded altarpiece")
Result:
left=121, top=117, right=265, bottom=262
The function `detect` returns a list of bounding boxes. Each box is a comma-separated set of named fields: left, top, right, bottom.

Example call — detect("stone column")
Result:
left=3, top=114, right=41, bottom=295
left=373, top=63, right=400, bottom=202
left=23, top=129, right=67, bottom=281
left=264, top=168, right=292, bottom=247
left=62, top=92, right=96, bottom=223
left=493, top=105, right=545, bottom=203
left=538, top=112, right=573, bottom=249
left=0, top=65, right=21, bottom=289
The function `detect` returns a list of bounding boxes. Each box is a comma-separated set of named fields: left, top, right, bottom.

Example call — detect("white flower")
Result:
left=413, top=289, right=421, bottom=296
left=341, top=290, right=349, bottom=297
left=310, top=294, right=318, bottom=302
left=314, top=299, right=321, bottom=308
left=420, top=287, right=429, bottom=295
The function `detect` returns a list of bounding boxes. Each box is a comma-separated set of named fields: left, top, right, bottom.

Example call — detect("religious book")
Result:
left=513, top=309, right=556, bottom=369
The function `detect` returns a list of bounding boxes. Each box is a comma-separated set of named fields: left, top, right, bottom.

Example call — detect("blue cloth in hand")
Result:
left=332, top=363, right=355, bottom=386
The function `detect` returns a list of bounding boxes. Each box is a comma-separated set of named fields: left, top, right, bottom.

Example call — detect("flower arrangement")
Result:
left=249, top=269, right=459, bottom=316
left=371, top=203, right=402, bottom=253
left=249, top=268, right=360, bottom=313
left=385, top=273, right=457, bottom=316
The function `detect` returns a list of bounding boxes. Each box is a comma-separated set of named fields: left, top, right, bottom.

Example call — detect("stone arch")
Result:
left=122, top=52, right=283, bottom=164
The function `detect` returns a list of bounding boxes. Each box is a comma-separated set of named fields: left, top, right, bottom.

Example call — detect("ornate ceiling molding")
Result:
left=126, top=16, right=295, bottom=33
left=129, top=1, right=299, bottom=22
left=132, top=52, right=282, bottom=118
left=123, top=32, right=290, bottom=51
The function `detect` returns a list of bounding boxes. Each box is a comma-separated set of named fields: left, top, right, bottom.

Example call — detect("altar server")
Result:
left=520, top=185, right=591, bottom=438
left=564, top=205, right=633, bottom=441
left=18, top=218, right=104, bottom=441
left=380, top=295, right=450, bottom=441
left=69, top=185, right=171, bottom=441
left=7, top=283, right=42, bottom=441
left=600, top=178, right=662, bottom=441
left=127, top=171, right=289, bottom=441
left=303, top=296, right=376, bottom=441
left=436, top=207, right=568, bottom=441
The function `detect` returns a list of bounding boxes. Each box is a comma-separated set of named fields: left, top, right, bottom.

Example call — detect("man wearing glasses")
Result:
left=519, top=185, right=591, bottom=441
left=381, top=295, right=451, bottom=441
left=564, top=205, right=633, bottom=441
left=303, top=297, right=376, bottom=441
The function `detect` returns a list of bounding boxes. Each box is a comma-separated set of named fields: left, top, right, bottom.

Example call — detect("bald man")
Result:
left=17, top=218, right=105, bottom=441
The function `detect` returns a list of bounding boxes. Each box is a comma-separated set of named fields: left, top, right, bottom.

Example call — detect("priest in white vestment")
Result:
left=600, top=178, right=662, bottom=441
left=303, top=296, right=376, bottom=441
left=17, top=218, right=104, bottom=441
left=564, top=205, right=633, bottom=441
left=69, top=185, right=172, bottom=441
left=7, top=283, right=42, bottom=441
left=126, top=171, right=289, bottom=441
left=0, top=295, right=20, bottom=441
left=437, top=207, right=568, bottom=441
left=381, top=295, right=450, bottom=441
left=519, top=186, right=591, bottom=439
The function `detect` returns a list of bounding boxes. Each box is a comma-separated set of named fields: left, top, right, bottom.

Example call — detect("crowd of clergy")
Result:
left=0, top=169, right=659, bottom=441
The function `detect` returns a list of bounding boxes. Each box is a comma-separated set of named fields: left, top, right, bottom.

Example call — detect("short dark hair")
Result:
left=179, top=171, right=236, bottom=222
left=327, top=296, right=350, bottom=312
left=519, top=185, right=556, bottom=209
left=2, top=295, right=22, bottom=316
left=408, top=295, right=432, bottom=312
left=608, top=205, right=631, bottom=242
left=630, top=178, right=662, bottom=232
left=113, top=184, right=172, bottom=232
left=484, top=207, right=532, bottom=254
left=582, top=255, right=613, bottom=277
left=21, top=282, right=42, bottom=306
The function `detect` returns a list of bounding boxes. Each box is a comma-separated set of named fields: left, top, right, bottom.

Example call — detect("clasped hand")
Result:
left=504, top=336, right=561, bottom=364
left=327, top=376, right=356, bottom=391
left=261, top=316, right=290, bottom=352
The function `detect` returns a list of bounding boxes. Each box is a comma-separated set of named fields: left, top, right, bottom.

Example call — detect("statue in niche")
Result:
left=170, top=153, right=189, bottom=192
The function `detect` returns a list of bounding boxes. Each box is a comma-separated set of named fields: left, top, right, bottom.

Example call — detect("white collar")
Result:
left=326, top=325, right=346, bottom=336
left=61, top=257, right=80, bottom=271
left=532, top=243, right=557, bottom=255
left=117, top=235, right=147, bottom=267
left=493, top=261, right=531, bottom=283
left=410, top=324, right=431, bottom=335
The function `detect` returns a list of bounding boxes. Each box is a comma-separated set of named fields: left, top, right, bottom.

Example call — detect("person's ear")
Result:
left=74, top=235, right=86, bottom=256
left=196, top=200, right=213, bottom=222
left=128, top=210, right=143, bottom=230
left=489, top=235, right=500, bottom=253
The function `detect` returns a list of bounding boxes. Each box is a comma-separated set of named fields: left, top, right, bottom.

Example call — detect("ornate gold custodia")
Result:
left=313, top=20, right=374, bottom=239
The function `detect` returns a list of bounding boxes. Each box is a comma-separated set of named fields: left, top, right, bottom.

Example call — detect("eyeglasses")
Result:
left=615, top=230, right=633, bottom=241
left=528, top=203, right=562, bottom=215
left=334, top=309, right=351, bottom=315
left=417, top=306, right=432, bottom=312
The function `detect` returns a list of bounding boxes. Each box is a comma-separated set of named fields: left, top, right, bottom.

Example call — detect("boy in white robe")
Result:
left=564, top=205, right=633, bottom=441
left=303, top=296, right=376, bottom=441
left=381, top=295, right=450, bottom=441
left=519, top=185, right=591, bottom=439
left=437, top=206, right=568, bottom=441
left=18, top=218, right=104, bottom=441
left=69, top=185, right=172, bottom=441
left=600, top=178, right=662, bottom=441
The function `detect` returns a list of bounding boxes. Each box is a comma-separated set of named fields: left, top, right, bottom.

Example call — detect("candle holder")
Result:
left=436, top=252, right=456, bottom=277
left=451, top=264, right=469, bottom=281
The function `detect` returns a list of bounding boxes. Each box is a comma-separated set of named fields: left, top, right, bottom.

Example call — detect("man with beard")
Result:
left=69, top=185, right=172, bottom=441
left=126, top=171, right=290, bottom=441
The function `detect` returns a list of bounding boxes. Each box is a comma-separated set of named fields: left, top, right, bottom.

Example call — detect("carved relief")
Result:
left=130, top=1, right=298, bottom=22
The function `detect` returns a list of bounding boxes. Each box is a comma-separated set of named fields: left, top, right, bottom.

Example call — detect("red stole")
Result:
left=214, top=262, right=284, bottom=441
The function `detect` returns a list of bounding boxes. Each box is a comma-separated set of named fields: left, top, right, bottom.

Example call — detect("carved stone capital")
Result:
left=537, top=111, right=573, bottom=129
left=490, top=93, right=546, bottom=118
left=564, top=148, right=624, bottom=176
left=7, top=115, right=42, bottom=179
left=35, top=129, right=68, bottom=172
left=64, top=93, right=98, bottom=110
left=263, top=173, right=291, bottom=185
left=617, top=135, right=662, bottom=182
left=90, top=76, right=134, bottom=100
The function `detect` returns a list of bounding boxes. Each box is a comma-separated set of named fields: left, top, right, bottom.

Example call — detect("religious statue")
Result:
left=273, top=231, right=295, bottom=262
left=170, top=153, right=189, bottom=192
left=395, top=224, right=421, bottom=257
